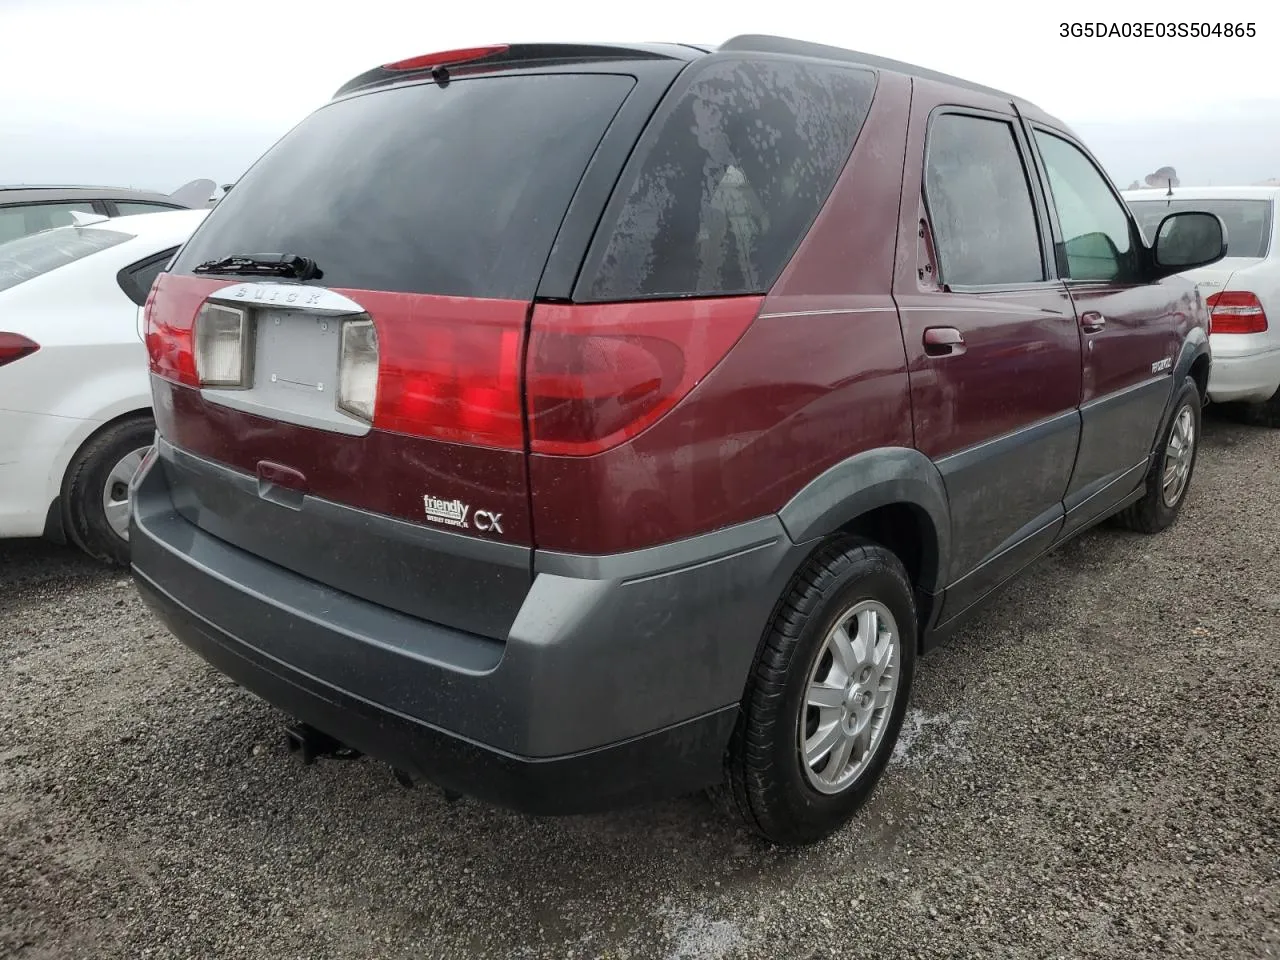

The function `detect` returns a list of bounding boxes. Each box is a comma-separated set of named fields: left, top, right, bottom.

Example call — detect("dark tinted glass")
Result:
left=118, top=248, right=177, bottom=306
left=577, top=57, right=876, bottom=301
left=172, top=74, right=634, bottom=299
left=1128, top=198, right=1272, bottom=259
left=925, top=115, right=1045, bottom=286
left=0, top=226, right=132, bottom=293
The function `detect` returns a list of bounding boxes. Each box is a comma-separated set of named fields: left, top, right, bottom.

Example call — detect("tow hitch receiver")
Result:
left=284, top=722, right=362, bottom=764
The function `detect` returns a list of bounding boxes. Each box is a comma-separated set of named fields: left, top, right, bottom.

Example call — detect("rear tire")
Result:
left=1239, top=386, right=1280, bottom=428
left=724, top=538, right=916, bottom=846
left=63, top=416, right=155, bottom=566
left=1115, top=377, right=1201, bottom=534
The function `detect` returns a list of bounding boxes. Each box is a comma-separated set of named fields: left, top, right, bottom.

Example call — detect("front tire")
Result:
left=63, top=416, right=155, bottom=566
left=1116, top=377, right=1201, bottom=534
left=725, top=538, right=917, bottom=846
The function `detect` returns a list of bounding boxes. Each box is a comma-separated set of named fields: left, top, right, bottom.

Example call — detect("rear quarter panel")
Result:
left=528, top=71, right=914, bottom=554
left=0, top=250, right=157, bottom=521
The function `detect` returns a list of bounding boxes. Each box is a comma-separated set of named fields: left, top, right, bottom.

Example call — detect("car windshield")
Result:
left=1127, top=198, right=1273, bottom=259
left=0, top=225, right=133, bottom=293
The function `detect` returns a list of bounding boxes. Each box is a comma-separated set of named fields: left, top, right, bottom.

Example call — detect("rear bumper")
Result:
left=134, top=571, right=738, bottom=813
left=0, top=408, right=75, bottom=539
left=1207, top=345, right=1280, bottom=404
left=130, top=442, right=804, bottom=813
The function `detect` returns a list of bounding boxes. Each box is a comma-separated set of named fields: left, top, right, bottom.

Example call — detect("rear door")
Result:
left=894, top=84, right=1082, bottom=623
left=1027, top=127, right=1183, bottom=534
left=146, top=63, right=674, bottom=639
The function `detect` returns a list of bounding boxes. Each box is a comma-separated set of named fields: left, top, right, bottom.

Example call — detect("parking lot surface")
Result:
left=2, top=412, right=1278, bottom=960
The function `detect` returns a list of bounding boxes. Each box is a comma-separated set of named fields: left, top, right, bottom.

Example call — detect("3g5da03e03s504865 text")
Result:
left=1061, top=21, right=1256, bottom=38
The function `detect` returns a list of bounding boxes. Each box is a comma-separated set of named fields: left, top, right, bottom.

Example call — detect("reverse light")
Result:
left=337, top=318, right=379, bottom=422
left=526, top=297, right=764, bottom=456
left=194, top=304, right=253, bottom=387
left=1206, top=291, right=1268, bottom=335
left=383, top=44, right=509, bottom=72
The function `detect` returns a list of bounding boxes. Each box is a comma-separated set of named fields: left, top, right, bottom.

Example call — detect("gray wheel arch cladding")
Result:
left=1151, top=331, right=1210, bottom=453
left=776, top=446, right=951, bottom=596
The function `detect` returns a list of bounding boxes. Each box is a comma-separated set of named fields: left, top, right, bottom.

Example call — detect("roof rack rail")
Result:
left=718, top=34, right=1015, bottom=101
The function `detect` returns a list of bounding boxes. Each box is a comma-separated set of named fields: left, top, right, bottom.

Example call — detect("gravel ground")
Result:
left=2, top=411, right=1278, bottom=960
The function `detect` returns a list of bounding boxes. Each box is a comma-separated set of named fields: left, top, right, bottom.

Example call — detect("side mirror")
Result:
left=1152, top=210, right=1227, bottom=276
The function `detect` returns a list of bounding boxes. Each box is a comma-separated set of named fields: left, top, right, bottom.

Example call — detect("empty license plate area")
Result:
left=201, top=307, right=371, bottom=436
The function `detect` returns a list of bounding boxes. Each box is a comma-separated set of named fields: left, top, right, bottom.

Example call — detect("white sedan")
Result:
left=0, top=208, right=207, bottom=563
left=1125, top=186, right=1280, bottom=424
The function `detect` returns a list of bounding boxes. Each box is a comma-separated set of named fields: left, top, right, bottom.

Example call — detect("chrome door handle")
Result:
left=923, top=326, right=966, bottom=357
left=1080, top=311, right=1106, bottom=333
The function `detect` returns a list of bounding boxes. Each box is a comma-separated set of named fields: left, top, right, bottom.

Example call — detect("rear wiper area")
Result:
left=192, top=253, right=323, bottom=281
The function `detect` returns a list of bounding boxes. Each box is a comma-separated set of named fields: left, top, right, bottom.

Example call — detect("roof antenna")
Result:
left=1166, top=177, right=1174, bottom=197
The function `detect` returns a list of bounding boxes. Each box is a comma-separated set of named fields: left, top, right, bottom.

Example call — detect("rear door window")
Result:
left=0, top=226, right=132, bottom=293
left=0, top=200, right=100, bottom=244
left=575, top=57, right=877, bottom=301
left=171, top=74, right=636, bottom=300
left=924, top=113, right=1045, bottom=287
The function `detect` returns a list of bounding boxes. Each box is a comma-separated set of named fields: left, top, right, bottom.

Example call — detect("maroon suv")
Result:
left=131, top=36, right=1226, bottom=845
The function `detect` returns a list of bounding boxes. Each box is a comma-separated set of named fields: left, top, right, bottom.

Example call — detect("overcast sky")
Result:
left=1, top=0, right=1276, bottom=192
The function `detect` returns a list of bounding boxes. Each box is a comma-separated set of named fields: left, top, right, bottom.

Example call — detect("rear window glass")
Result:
left=171, top=74, right=635, bottom=299
left=0, top=226, right=132, bottom=293
left=576, top=57, right=877, bottom=302
left=1127, top=198, right=1273, bottom=259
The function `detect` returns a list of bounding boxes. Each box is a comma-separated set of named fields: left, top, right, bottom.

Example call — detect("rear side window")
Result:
left=924, top=114, right=1045, bottom=286
left=577, top=57, right=877, bottom=301
left=0, top=226, right=132, bottom=293
left=118, top=247, right=178, bottom=305
left=171, top=74, right=635, bottom=300
left=114, top=201, right=183, bottom=217
left=1127, top=198, right=1273, bottom=259
left=0, top=200, right=100, bottom=244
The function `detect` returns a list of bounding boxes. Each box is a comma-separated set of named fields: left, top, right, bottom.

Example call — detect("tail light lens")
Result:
left=527, top=297, right=763, bottom=456
left=338, top=319, right=379, bottom=422
left=194, top=304, right=252, bottom=387
left=0, top=332, right=39, bottom=367
left=145, top=282, right=199, bottom=387
left=367, top=294, right=526, bottom=450
left=1206, top=291, right=1268, bottom=334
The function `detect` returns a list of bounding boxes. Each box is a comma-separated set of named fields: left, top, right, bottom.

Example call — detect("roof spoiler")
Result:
left=169, top=179, right=217, bottom=209
left=332, top=42, right=701, bottom=99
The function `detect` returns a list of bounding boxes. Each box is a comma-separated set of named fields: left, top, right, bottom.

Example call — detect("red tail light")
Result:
left=383, top=45, right=509, bottom=72
left=361, top=292, right=526, bottom=450
left=1206, top=291, right=1268, bottom=335
left=0, top=332, right=39, bottom=367
left=144, top=276, right=201, bottom=387
left=527, top=297, right=763, bottom=456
